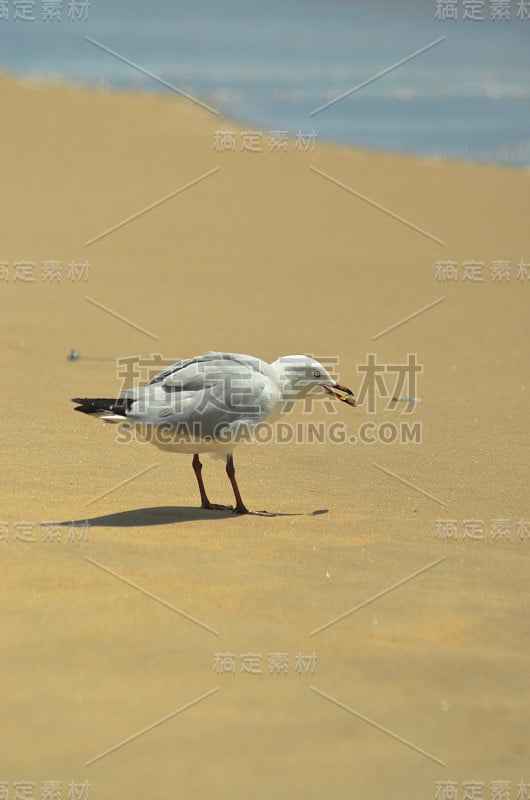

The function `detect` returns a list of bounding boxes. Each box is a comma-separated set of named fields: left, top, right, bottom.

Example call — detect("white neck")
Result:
left=270, top=355, right=310, bottom=400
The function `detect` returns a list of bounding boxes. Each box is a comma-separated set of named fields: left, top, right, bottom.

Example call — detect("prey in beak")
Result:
left=322, top=382, right=357, bottom=407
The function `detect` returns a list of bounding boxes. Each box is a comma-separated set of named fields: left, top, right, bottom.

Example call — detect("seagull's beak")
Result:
left=322, top=382, right=357, bottom=407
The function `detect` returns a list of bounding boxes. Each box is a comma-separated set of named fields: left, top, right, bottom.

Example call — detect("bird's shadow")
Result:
left=46, top=506, right=329, bottom=528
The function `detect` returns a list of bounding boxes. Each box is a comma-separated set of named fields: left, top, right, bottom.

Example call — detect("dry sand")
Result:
left=1, top=74, right=528, bottom=798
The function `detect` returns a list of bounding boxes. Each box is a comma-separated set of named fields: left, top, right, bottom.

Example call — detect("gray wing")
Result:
left=147, top=351, right=264, bottom=387
left=119, top=352, right=276, bottom=438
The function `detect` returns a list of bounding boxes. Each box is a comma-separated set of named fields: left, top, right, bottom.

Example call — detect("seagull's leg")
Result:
left=225, top=454, right=249, bottom=514
left=192, top=454, right=209, bottom=506
left=192, top=454, right=232, bottom=511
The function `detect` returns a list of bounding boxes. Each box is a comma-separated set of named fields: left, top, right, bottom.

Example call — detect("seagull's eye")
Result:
left=313, top=370, right=321, bottom=378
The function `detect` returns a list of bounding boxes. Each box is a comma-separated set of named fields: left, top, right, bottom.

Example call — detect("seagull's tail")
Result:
left=71, top=397, right=133, bottom=422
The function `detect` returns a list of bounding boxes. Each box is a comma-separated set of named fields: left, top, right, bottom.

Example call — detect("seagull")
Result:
left=72, top=351, right=356, bottom=514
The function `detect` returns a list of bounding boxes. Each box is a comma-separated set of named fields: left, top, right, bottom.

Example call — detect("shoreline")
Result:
left=2, top=70, right=528, bottom=171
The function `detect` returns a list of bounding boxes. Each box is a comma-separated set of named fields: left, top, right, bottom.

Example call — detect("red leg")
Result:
left=192, top=454, right=231, bottom=511
left=226, top=454, right=249, bottom=514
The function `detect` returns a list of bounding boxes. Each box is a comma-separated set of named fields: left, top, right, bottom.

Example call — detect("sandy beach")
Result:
left=1, top=74, right=528, bottom=799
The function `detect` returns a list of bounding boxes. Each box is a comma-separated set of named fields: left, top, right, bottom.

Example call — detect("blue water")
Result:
left=1, top=0, right=529, bottom=165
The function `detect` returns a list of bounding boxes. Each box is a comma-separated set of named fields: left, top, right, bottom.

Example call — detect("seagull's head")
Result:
left=272, top=355, right=356, bottom=406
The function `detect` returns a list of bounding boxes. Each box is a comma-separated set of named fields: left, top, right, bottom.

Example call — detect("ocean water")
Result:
left=1, top=0, right=529, bottom=165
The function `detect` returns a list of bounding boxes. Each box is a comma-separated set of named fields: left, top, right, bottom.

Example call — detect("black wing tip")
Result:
left=72, top=399, right=101, bottom=414
left=70, top=397, right=133, bottom=415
